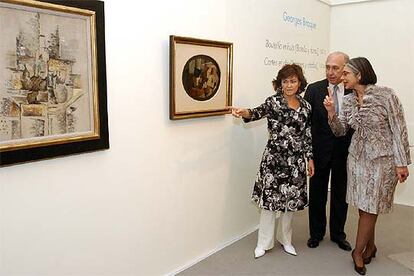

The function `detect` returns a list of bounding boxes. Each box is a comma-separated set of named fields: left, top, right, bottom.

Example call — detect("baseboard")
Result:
left=394, top=201, right=414, bottom=208
left=167, top=224, right=259, bottom=276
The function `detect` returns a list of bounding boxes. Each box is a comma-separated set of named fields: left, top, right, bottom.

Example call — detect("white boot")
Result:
left=254, top=247, right=266, bottom=259
left=282, top=244, right=297, bottom=256
left=276, top=211, right=297, bottom=255
left=255, top=209, right=278, bottom=259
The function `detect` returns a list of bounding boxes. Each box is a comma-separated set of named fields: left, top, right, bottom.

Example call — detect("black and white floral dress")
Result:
left=244, top=90, right=313, bottom=212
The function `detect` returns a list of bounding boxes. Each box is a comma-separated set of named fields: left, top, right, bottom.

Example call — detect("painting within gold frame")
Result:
left=0, top=0, right=108, bottom=166
left=170, top=35, right=233, bottom=120
left=0, top=0, right=99, bottom=152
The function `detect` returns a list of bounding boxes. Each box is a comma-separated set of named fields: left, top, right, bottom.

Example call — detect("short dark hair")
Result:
left=272, top=64, right=307, bottom=93
left=347, top=57, right=377, bottom=85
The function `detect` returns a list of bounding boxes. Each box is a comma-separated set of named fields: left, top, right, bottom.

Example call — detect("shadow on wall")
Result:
left=219, top=117, right=267, bottom=237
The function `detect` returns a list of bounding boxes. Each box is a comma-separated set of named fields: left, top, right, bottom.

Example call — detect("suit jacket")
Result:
left=304, top=79, right=353, bottom=168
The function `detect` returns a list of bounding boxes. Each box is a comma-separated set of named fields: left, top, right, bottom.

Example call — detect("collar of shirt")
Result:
left=328, top=82, right=344, bottom=94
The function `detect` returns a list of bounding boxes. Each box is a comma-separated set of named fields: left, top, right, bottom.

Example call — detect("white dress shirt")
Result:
left=328, top=83, right=345, bottom=114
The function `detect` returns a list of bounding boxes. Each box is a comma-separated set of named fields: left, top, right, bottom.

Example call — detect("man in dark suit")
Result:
left=304, top=52, right=353, bottom=251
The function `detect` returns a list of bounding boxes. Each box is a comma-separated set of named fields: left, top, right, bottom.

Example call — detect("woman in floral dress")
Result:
left=232, top=64, right=314, bottom=258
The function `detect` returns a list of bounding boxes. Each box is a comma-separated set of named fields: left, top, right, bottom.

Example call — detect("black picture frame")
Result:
left=0, top=0, right=109, bottom=166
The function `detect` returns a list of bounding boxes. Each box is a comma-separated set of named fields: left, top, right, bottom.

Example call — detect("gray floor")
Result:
left=179, top=204, right=414, bottom=275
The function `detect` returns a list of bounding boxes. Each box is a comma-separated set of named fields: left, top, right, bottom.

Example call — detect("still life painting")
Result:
left=170, top=35, right=233, bottom=120
left=0, top=0, right=108, bottom=166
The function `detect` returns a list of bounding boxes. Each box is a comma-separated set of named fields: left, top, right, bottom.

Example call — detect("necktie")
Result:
left=333, top=85, right=339, bottom=114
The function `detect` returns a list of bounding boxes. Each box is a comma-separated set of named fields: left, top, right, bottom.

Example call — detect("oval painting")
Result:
left=182, top=55, right=221, bottom=101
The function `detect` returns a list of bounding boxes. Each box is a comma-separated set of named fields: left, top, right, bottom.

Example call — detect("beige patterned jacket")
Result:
left=329, top=85, right=411, bottom=166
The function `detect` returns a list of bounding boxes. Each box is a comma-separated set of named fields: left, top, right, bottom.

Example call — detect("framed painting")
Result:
left=169, top=35, right=233, bottom=120
left=0, top=0, right=108, bottom=166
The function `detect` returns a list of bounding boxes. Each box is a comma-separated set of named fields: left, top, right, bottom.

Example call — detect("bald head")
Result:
left=326, top=52, right=349, bottom=85
left=327, top=52, right=349, bottom=64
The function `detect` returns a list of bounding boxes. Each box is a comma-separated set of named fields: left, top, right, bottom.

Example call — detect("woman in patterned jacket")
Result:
left=232, top=64, right=314, bottom=258
left=324, top=57, right=410, bottom=275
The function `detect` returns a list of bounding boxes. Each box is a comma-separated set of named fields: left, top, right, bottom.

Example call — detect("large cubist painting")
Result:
left=0, top=0, right=108, bottom=166
left=170, top=36, right=233, bottom=120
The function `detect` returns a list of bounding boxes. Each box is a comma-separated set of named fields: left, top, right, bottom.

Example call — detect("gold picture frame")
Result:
left=0, top=0, right=108, bottom=166
left=169, top=35, right=233, bottom=120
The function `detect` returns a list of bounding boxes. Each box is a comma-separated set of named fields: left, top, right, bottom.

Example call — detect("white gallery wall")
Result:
left=1, top=0, right=412, bottom=275
left=330, top=0, right=414, bottom=206
left=0, top=0, right=330, bottom=275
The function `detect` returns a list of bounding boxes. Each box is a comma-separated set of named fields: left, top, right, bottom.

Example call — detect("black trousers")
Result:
left=308, top=149, right=348, bottom=241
